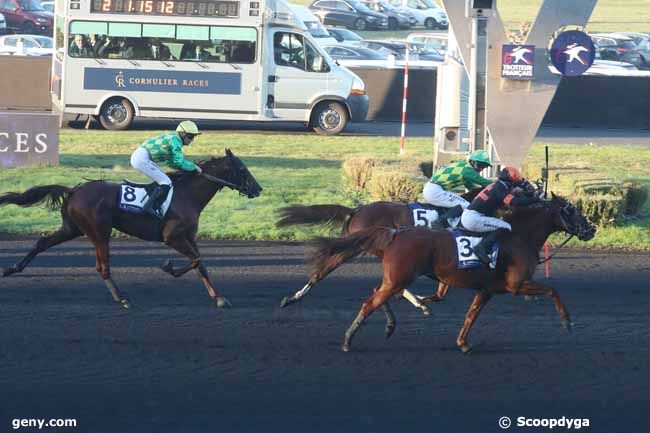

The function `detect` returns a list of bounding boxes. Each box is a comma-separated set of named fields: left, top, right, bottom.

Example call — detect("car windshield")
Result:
left=378, top=1, right=397, bottom=12
left=18, top=0, right=45, bottom=11
left=421, top=0, right=440, bottom=9
left=305, top=21, right=330, bottom=38
left=352, top=1, right=373, bottom=13
left=35, top=37, right=52, bottom=48
left=622, top=41, right=637, bottom=49
left=339, top=29, right=363, bottom=41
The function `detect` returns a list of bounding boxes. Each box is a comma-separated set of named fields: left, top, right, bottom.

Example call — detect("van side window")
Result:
left=274, top=32, right=328, bottom=73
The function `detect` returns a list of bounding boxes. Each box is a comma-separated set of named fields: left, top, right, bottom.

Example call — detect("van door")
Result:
left=268, top=31, right=331, bottom=122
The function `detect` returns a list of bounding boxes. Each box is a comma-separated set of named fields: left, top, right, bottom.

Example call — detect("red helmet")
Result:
left=498, top=166, right=523, bottom=184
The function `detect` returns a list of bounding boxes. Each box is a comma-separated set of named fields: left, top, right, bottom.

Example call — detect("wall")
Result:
left=0, top=56, right=52, bottom=111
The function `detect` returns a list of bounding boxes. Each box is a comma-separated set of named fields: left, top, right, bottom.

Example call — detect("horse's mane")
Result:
left=504, top=193, right=567, bottom=222
left=167, top=156, right=229, bottom=183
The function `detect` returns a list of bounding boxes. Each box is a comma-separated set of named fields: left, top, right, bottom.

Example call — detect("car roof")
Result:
left=592, top=33, right=634, bottom=41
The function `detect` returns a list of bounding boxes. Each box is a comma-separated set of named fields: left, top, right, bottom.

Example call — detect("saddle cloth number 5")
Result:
left=413, top=209, right=439, bottom=228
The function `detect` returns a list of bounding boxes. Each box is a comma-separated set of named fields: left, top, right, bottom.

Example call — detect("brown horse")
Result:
left=0, top=149, right=262, bottom=309
left=307, top=194, right=596, bottom=353
left=276, top=188, right=481, bottom=311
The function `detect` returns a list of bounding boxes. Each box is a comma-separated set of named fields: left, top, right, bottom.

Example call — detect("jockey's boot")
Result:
left=143, top=184, right=171, bottom=219
left=472, top=228, right=509, bottom=265
left=443, top=204, right=463, bottom=227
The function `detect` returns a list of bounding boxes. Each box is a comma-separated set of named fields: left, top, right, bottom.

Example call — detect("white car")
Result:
left=0, top=13, right=7, bottom=35
left=389, top=0, right=448, bottom=29
left=0, top=34, right=53, bottom=56
left=407, top=31, right=447, bottom=53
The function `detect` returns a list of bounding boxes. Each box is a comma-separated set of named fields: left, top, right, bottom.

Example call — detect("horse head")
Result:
left=547, top=193, right=596, bottom=241
left=199, top=150, right=262, bottom=199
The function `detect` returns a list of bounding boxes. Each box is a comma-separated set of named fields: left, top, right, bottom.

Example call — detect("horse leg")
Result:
left=92, top=238, right=130, bottom=309
left=280, top=253, right=347, bottom=308
left=381, top=302, right=396, bottom=339
left=343, top=284, right=397, bottom=352
left=516, top=281, right=572, bottom=333
left=400, top=289, right=431, bottom=316
left=418, top=282, right=450, bottom=305
left=456, top=291, right=493, bottom=353
left=2, top=224, right=80, bottom=277
left=165, top=236, right=230, bottom=308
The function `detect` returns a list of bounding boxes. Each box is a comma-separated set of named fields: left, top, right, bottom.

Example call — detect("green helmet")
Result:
left=468, top=149, right=491, bottom=166
left=176, top=120, right=201, bottom=136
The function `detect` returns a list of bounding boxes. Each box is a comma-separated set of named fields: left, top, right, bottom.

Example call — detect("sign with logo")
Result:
left=0, top=112, right=59, bottom=168
left=501, top=44, right=535, bottom=80
left=83, top=68, right=242, bottom=94
left=549, top=30, right=595, bottom=77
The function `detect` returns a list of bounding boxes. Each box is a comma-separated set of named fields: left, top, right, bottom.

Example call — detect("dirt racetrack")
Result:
left=1, top=238, right=649, bottom=433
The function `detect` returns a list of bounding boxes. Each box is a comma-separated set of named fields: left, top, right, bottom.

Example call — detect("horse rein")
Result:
left=537, top=204, right=578, bottom=264
left=200, top=172, right=242, bottom=191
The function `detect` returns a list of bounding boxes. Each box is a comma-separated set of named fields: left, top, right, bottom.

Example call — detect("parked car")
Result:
left=40, top=0, right=54, bottom=12
left=309, top=0, right=389, bottom=31
left=0, top=33, right=52, bottom=55
left=406, top=31, right=447, bottom=53
left=360, top=0, right=414, bottom=30
left=613, top=32, right=650, bottom=69
left=0, top=12, right=7, bottom=35
left=388, top=0, right=447, bottom=29
left=0, top=0, right=53, bottom=34
left=326, top=27, right=364, bottom=44
left=289, top=4, right=339, bottom=47
left=591, top=33, right=642, bottom=68
left=324, top=43, right=389, bottom=60
left=360, top=39, right=443, bottom=61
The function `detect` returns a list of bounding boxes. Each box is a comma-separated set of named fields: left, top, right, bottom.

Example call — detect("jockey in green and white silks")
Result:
left=423, top=149, right=493, bottom=210
left=130, top=120, right=203, bottom=218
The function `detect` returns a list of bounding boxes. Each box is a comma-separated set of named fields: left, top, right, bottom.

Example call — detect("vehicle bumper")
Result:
left=347, top=93, right=369, bottom=122
left=370, top=20, right=389, bottom=29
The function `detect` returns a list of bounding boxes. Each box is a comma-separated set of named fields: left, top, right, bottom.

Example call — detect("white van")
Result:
left=52, top=0, right=368, bottom=135
left=288, top=4, right=340, bottom=47
left=389, top=0, right=448, bottom=29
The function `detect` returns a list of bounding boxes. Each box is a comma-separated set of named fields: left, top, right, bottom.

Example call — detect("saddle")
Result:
left=123, top=179, right=158, bottom=193
left=408, top=203, right=464, bottom=229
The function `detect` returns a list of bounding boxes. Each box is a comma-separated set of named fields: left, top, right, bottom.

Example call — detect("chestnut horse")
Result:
left=276, top=188, right=481, bottom=312
left=0, top=149, right=262, bottom=309
left=307, top=194, right=596, bottom=353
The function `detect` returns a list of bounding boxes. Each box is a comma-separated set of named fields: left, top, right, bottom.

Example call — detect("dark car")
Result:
left=309, top=0, right=389, bottom=31
left=360, top=39, right=444, bottom=61
left=0, top=0, right=52, bottom=34
left=361, top=0, right=414, bottom=30
left=592, top=34, right=642, bottom=68
left=324, top=43, right=389, bottom=61
left=327, top=27, right=364, bottom=44
left=616, top=32, right=650, bottom=69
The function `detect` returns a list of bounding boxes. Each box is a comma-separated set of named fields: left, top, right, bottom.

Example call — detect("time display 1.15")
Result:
left=91, top=0, right=240, bottom=17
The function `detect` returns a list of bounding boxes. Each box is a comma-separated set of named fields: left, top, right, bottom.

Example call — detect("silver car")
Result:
left=0, top=13, right=7, bottom=35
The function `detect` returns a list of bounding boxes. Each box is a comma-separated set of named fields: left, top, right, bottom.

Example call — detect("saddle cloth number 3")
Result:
left=456, top=236, right=477, bottom=260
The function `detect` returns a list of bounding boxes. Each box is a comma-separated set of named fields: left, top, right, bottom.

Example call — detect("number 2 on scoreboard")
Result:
left=102, top=0, right=111, bottom=11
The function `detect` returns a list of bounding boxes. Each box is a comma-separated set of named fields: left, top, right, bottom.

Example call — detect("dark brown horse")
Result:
left=0, top=149, right=262, bottom=309
left=276, top=188, right=482, bottom=311
left=307, top=194, right=596, bottom=353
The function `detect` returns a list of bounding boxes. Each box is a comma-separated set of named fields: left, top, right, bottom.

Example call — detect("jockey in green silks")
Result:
left=129, top=120, right=202, bottom=219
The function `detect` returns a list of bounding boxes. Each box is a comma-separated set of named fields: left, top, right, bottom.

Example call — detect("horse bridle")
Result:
left=199, top=159, right=251, bottom=196
left=538, top=203, right=590, bottom=264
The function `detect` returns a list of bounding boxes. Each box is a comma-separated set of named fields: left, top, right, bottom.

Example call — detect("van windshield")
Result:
left=304, top=21, right=330, bottom=38
left=19, top=0, right=45, bottom=11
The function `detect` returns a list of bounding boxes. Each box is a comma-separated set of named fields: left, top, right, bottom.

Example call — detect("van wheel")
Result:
left=312, top=101, right=348, bottom=136
left=388, top=18, right=398, bottom=30
left=98, top=97, right=134, bottom=131
left=353, top=18, right=368, bottom=31
left=425, top=18, right=436, bottom=29
left=21, top=21, right=36, bottom=34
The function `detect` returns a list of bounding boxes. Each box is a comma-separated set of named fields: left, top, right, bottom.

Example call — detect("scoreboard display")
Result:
left=91, top=0, right=240, bottom=17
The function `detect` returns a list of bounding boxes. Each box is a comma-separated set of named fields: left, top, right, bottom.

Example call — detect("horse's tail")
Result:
left=0, top=185, right=72, bottom=211
left=308, top=226, right=397, bottom=277
left=276, top=204, right=355, bottom=229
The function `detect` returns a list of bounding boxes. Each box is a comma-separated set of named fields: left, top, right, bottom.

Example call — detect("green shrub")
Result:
left=573, top=193, right=625, bottom=227
left=342, top=156, right=376, bottom=191
left=367, top=171, right=421, bottom=203
left=622, top=182, right=649, bottom=216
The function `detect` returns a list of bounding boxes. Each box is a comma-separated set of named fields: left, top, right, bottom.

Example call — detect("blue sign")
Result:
left=549, top=30, right=595, bottom=77
left=501, top=44, right=535, bottom=80
left=83, top=68, right=241, bottom=94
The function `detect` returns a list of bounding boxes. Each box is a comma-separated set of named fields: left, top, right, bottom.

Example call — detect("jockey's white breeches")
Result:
left=461, top=209, right=512, bottom=233
left=423, top=182, right=469, bottom=209
left=130, top=147, right=172, bottom=186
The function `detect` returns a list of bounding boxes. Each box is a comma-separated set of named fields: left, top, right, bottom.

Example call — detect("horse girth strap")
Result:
left=200, top=173, right=239, bottom=190
left=538, top=235, right=574, bottom=264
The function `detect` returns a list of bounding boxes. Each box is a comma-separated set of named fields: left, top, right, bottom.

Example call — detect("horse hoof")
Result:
left=342, top=342, right=351, bottom=352
left=2, top=266, right=16, bottom=277
left=215, top=296, right=232, bottom=309
left=280, top=296, right=294, bottom=308
left=561, top=319, right=573, bottom=334
left=420, top=306, right=431, bottom=316
left=160, top=260, right=173, bottom=274
left=459, top=344, right=473, bottom=354
left=385, top=324, right=396, bottom=340
left=120, top=298, right=131, bottom=310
